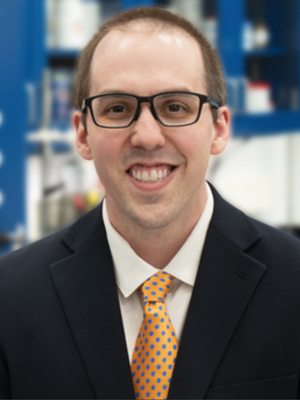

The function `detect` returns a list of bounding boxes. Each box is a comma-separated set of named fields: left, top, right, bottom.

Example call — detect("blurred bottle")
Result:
left=56, top=0, right=86, bottom=49
left=0, top=150, right=3, bottom=168
left=203, top=16, right=218, bottom=48
left=11, top=225, right=26, bottom=252
left=166, top=0, right=204, bottom=30
left=82, top=0, right=102, bottom=43
left=245, top=82, right=273, bottom=113
left=50, top=69, right=73, bottom=127
left=182, top=0, right=204, bottom=30
left=46, top=0, right=57, bottom=48
left=253, top=22, right=270, bottom=48
left=47, top=0, right=101, bottom=49
left=243, top=21, right=254, bottom=51
left=86, top=190, right=103, bottom=211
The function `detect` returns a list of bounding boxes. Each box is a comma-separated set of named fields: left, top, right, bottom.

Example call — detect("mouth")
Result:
left=127, top=164, right=176, bottom=184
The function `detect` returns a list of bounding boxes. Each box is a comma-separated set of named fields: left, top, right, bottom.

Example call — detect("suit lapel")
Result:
left=169, top=185, right=267, bottom=399
left=49, top=187, right=267, bottom=399
left=49, top=205, right=135, bottom=399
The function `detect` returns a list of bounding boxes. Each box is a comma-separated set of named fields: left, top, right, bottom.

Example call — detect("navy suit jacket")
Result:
left=1, top=185, right=300, bottom=399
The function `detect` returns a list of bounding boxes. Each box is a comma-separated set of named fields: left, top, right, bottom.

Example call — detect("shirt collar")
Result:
left=103, top=182, right=214, bottom=298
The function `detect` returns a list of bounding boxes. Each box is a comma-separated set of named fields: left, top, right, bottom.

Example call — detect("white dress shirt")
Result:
left=102, top=183, right=214, bottom=362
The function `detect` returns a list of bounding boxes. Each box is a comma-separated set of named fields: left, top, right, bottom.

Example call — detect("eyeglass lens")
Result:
left=90, top=93, right=201, bottom=127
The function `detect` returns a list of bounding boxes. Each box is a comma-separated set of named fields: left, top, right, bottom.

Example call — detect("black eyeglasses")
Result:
left=81, top=91, right=219, bottom=128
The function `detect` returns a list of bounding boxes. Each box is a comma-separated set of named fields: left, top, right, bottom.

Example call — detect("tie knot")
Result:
left=140, top=271, right=174, bottom=304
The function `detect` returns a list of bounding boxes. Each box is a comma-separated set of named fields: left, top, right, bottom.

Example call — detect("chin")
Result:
left=127, top=205, right=178, bottom=231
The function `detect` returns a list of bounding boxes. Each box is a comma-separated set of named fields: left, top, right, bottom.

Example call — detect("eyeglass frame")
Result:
left=81, top=91, right=219, bottom=129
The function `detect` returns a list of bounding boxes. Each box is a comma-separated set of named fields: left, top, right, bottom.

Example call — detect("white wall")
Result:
left=208, top=133, right=300, bottom=228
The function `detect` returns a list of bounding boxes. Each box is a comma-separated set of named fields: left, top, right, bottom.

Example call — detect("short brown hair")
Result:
left=75, top=6, right=227, bottom=123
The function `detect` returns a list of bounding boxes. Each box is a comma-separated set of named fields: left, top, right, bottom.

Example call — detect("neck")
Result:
left=106, top=189, right=207, bottom=269
left=120, top=217, right=201, bottom=269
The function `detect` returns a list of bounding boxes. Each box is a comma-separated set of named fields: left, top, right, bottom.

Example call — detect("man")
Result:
left=1, top=6, right=300, bottom=400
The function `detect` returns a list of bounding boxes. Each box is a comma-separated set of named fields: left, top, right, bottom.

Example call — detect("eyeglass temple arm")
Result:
left=81, top=99, right=87, bottom=112
left=207, top=97, right=219, bottom=109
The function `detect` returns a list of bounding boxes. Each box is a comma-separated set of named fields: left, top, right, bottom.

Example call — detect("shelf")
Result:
left=27, top=129, right=75, bottom=144
left=27, top=129, right=75, bottom=153
left=245, top=47, right=286, bottom=57
left=48, top=49, right=82, bottom=59
left=233, top=110, right=300, bottom=136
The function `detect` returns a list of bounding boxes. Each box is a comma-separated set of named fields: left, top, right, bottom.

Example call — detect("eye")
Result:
left=108, top=105, right=126, bottom=113
left=167, top=104, right=183, bottom=113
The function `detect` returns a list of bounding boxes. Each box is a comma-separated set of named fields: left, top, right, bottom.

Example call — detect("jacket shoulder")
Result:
left=209, top=183, right=300, bottom=271
left=0, top=225, right=72, bottom=287
left=0, top=203, right=104, bottom=286
left=247, top=216, right=300, bottom=269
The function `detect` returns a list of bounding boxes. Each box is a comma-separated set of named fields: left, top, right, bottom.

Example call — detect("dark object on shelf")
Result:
left=43, top=183, right=65, bottom=197
left=0, top=232, right=12, bottom=245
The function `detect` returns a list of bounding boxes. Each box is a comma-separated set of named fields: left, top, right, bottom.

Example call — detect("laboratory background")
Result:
left=1, top=0, right=300, bottom=256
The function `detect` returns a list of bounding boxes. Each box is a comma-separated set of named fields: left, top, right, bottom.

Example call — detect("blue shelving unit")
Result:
left=122, top=0, right=155, bottom=8
left=48, top=49, right=82, bottom=59
left=246, top=47, right=285, bottom=57
left=234, top=111, right=300, bottom=136
left=0, top=0, right=27, bottom=255
left=46, top=0, right=300, bottom=136
left=218, top=0, right=300, bottom=136
left=0, top=0, right=45, bottom=255
left=1, top=0, right=300, bottom=256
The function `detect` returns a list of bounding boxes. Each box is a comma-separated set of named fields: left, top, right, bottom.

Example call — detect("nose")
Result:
left=130, top=103, right=166, bottom=149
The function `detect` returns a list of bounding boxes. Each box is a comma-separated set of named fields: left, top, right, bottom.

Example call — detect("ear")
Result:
left=210, top=106, right=230, bottom=155
left=74, top=110, right=93, bottom=160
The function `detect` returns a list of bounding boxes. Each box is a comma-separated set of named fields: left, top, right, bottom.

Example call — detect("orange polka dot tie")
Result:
left=131, top=271, right=178, bottom=400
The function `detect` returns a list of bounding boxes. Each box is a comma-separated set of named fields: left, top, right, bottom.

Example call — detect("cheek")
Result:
left=89, top=135, right=123, bottom=181
left=176, top=130, right=213, bottom=169
left=90, top=134, right=115, bottom=162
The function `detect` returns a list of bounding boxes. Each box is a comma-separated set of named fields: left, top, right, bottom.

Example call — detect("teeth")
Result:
left=142, top=171, right=149, bottom=181
left=130, top=167, right=173, bottom=183
left=150, top=170, right=157, bottom=182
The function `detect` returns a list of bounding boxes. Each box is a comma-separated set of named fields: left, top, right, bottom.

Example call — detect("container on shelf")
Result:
left=166, top=0, right=204, bottom=29
left=243, top=20, right=254, bottom=51
left=82, top=0, right=102, bottom=44
left=203, top=15, right=218, bottom=48
left=253, top=22, right=270, bottom=49
left=245, top=82, right=273, bottom=114
left=47, top=0, right=101, bottom=49
left=50, top=69, right=74, bottom=127
left=46, top=0, right=56, bottom=48
left=182, top=0, right=204, bottom=30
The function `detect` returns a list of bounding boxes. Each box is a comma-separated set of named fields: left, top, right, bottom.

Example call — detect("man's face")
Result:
left=75, top=25, right=229, bottom=232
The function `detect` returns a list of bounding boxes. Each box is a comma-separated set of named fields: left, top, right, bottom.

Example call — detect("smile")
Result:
left=127, top=164, right=175, bottom=183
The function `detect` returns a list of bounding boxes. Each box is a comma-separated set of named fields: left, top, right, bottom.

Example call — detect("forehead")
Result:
left=90, top=23, right=206, bottom=96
